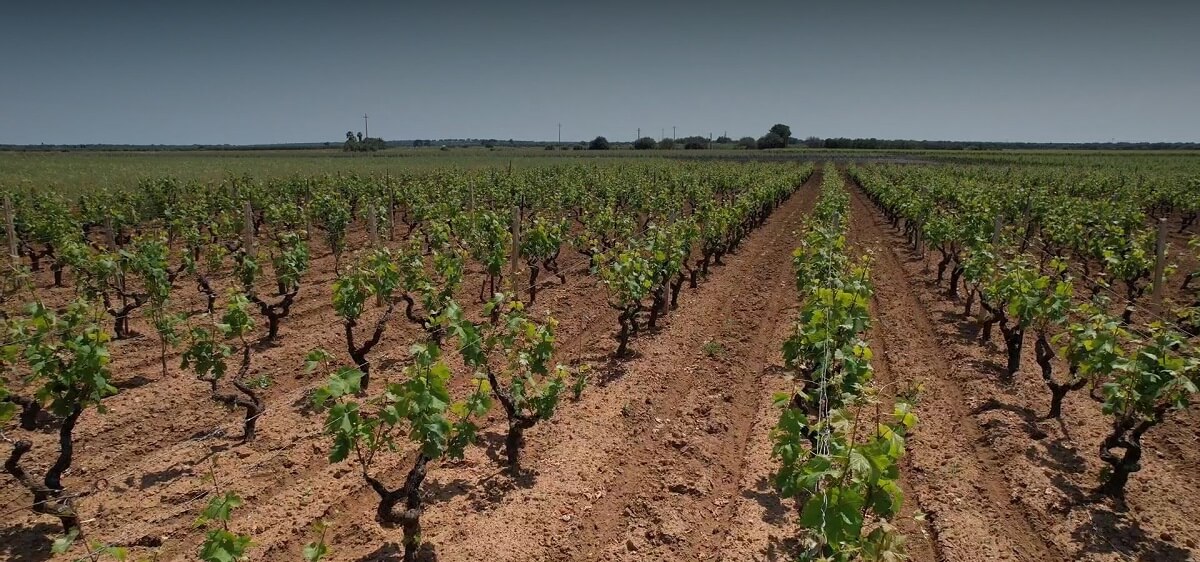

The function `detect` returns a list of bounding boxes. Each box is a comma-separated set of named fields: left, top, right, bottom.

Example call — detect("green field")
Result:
left=6, top=147, right=1200, bottom=196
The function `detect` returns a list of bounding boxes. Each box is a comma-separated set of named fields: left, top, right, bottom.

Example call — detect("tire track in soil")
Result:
left=840, top=171, right=940, bottom=562
left=560, top=170, right=822, bottom=561
left=846, top=179, right=1062, bottom=562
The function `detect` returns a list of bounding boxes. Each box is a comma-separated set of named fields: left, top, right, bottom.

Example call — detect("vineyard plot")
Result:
left=2, top=154, right=1199, bottom=562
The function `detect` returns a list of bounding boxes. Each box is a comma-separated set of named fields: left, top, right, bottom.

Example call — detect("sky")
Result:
left=2, top=0, right=1198, bottom=145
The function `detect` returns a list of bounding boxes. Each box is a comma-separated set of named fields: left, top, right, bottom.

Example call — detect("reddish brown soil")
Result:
left=3, top=168, right=1198, bottom=562
left=846, top=175, right=1200, bottom=562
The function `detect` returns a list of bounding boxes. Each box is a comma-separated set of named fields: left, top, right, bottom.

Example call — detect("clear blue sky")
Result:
left=2, top=0, right=1197, bottom=145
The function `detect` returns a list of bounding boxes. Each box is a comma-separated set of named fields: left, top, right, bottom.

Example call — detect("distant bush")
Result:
left=633, top=137, right=656, bottom=150
left=736, top=137, right=757, bottom=149
left=343, top=131, right=386, bottom=152
left=589, top=136, right=610, bottom=150
left=756, top=132, right=786, bottom=149
left=572, top=144, right=584, bottom=151
left=716, top=135, right=733, bottom=144
left=680, top=136, right=708, bottom=150
left=657, top=138, right=676, bottom=150
left=544, top=144, right=557, bottom=150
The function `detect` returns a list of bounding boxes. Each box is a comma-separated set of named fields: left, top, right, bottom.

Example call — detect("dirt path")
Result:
left=845, top=178, right=1062, bottom=562
left=525, top=170, right=821, bottom=561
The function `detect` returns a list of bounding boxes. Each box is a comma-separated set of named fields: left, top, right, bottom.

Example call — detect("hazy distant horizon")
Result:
left=3, top=0, right=1198, bottom=145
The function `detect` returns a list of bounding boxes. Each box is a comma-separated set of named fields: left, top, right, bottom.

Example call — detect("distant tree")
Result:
left=633, top=137, right=656, bottom=150
left=736, top=136, right=757, bottom=149
left=357, top=131, right=364, bottom=142
left=544, top=144, right=556, bottom=150
left=589, top=136, right=610, bottom=150
left=681, top=136, right=708, bottom=149
left=769, top=124, right=791, bottom=146
left=572, top=144, right=584, bottom=151
left=657, top=138, right=676, bottom=150
left=413, top=140, right=424, bottom=147
left=716, top=135, right=733, bottom=144
left=803, top=136, right=823, bottom=148
left=756, top=132, right=786, bottom=149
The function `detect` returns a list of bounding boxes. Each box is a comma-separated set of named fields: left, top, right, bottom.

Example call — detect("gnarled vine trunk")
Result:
left=1034, top=333, right=1087, bottom=419
left=366, top=454, right=429, bottom=562
left=4, top=406, right=84, bottom=533
left=345, top=301, right=395, bottom=393
left=203, top=347, right=261, bottom=442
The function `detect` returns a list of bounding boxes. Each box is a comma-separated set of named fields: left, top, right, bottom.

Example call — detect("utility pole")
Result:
left=709, top=133, right=712, bottom=150
left=363, top=114, right=369, bottom=138
left=558, top=123, right=561, bottom=143
left=661, top=128, right=665, bottom=141
left=637, top=127, right=640, bottom=140
left=672, top=126, right=676, bottom=140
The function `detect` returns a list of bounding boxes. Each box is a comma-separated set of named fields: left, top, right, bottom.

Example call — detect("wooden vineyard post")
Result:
left=367, top=205, right=380, bottom=249
left=304, top=179, right=314, bottom=242
left=103, top=217, right=125, bottom=296
left=992, top=215, right=1003, bottom=247
left=1151, top=217, right=1167, bottom=307
left=4, top=195, right=17, bottom=266
left=920, top=222, right=926, bottom=258
left=509, top=206, right=521, bottom=283
left=243, top=201, right=255, bottom=256
left=104, top=217, right=118, bottom=250
left=388, top=186, right=397, bottom=242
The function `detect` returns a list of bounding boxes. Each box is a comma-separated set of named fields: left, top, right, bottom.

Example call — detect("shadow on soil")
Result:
left=0, top=522, right=58, bottom=562
left=113, top=374, right=155, bottom=391
left=739, top=476, right=789, bottom=525
left=425, top=466, right=534, bottom=513
left=763, top=533, right=801, bottom=562
left=936, top=309, right=982, bottom=343
left=139, top=464, right=192, bottom=489
left=575, top=354, right=628, bottom=387
left=358, top=542, right=437, bottom=561
left=1071, top=508, right=1192, bottom=562
left=973, top=398, right=1048, bottom=440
